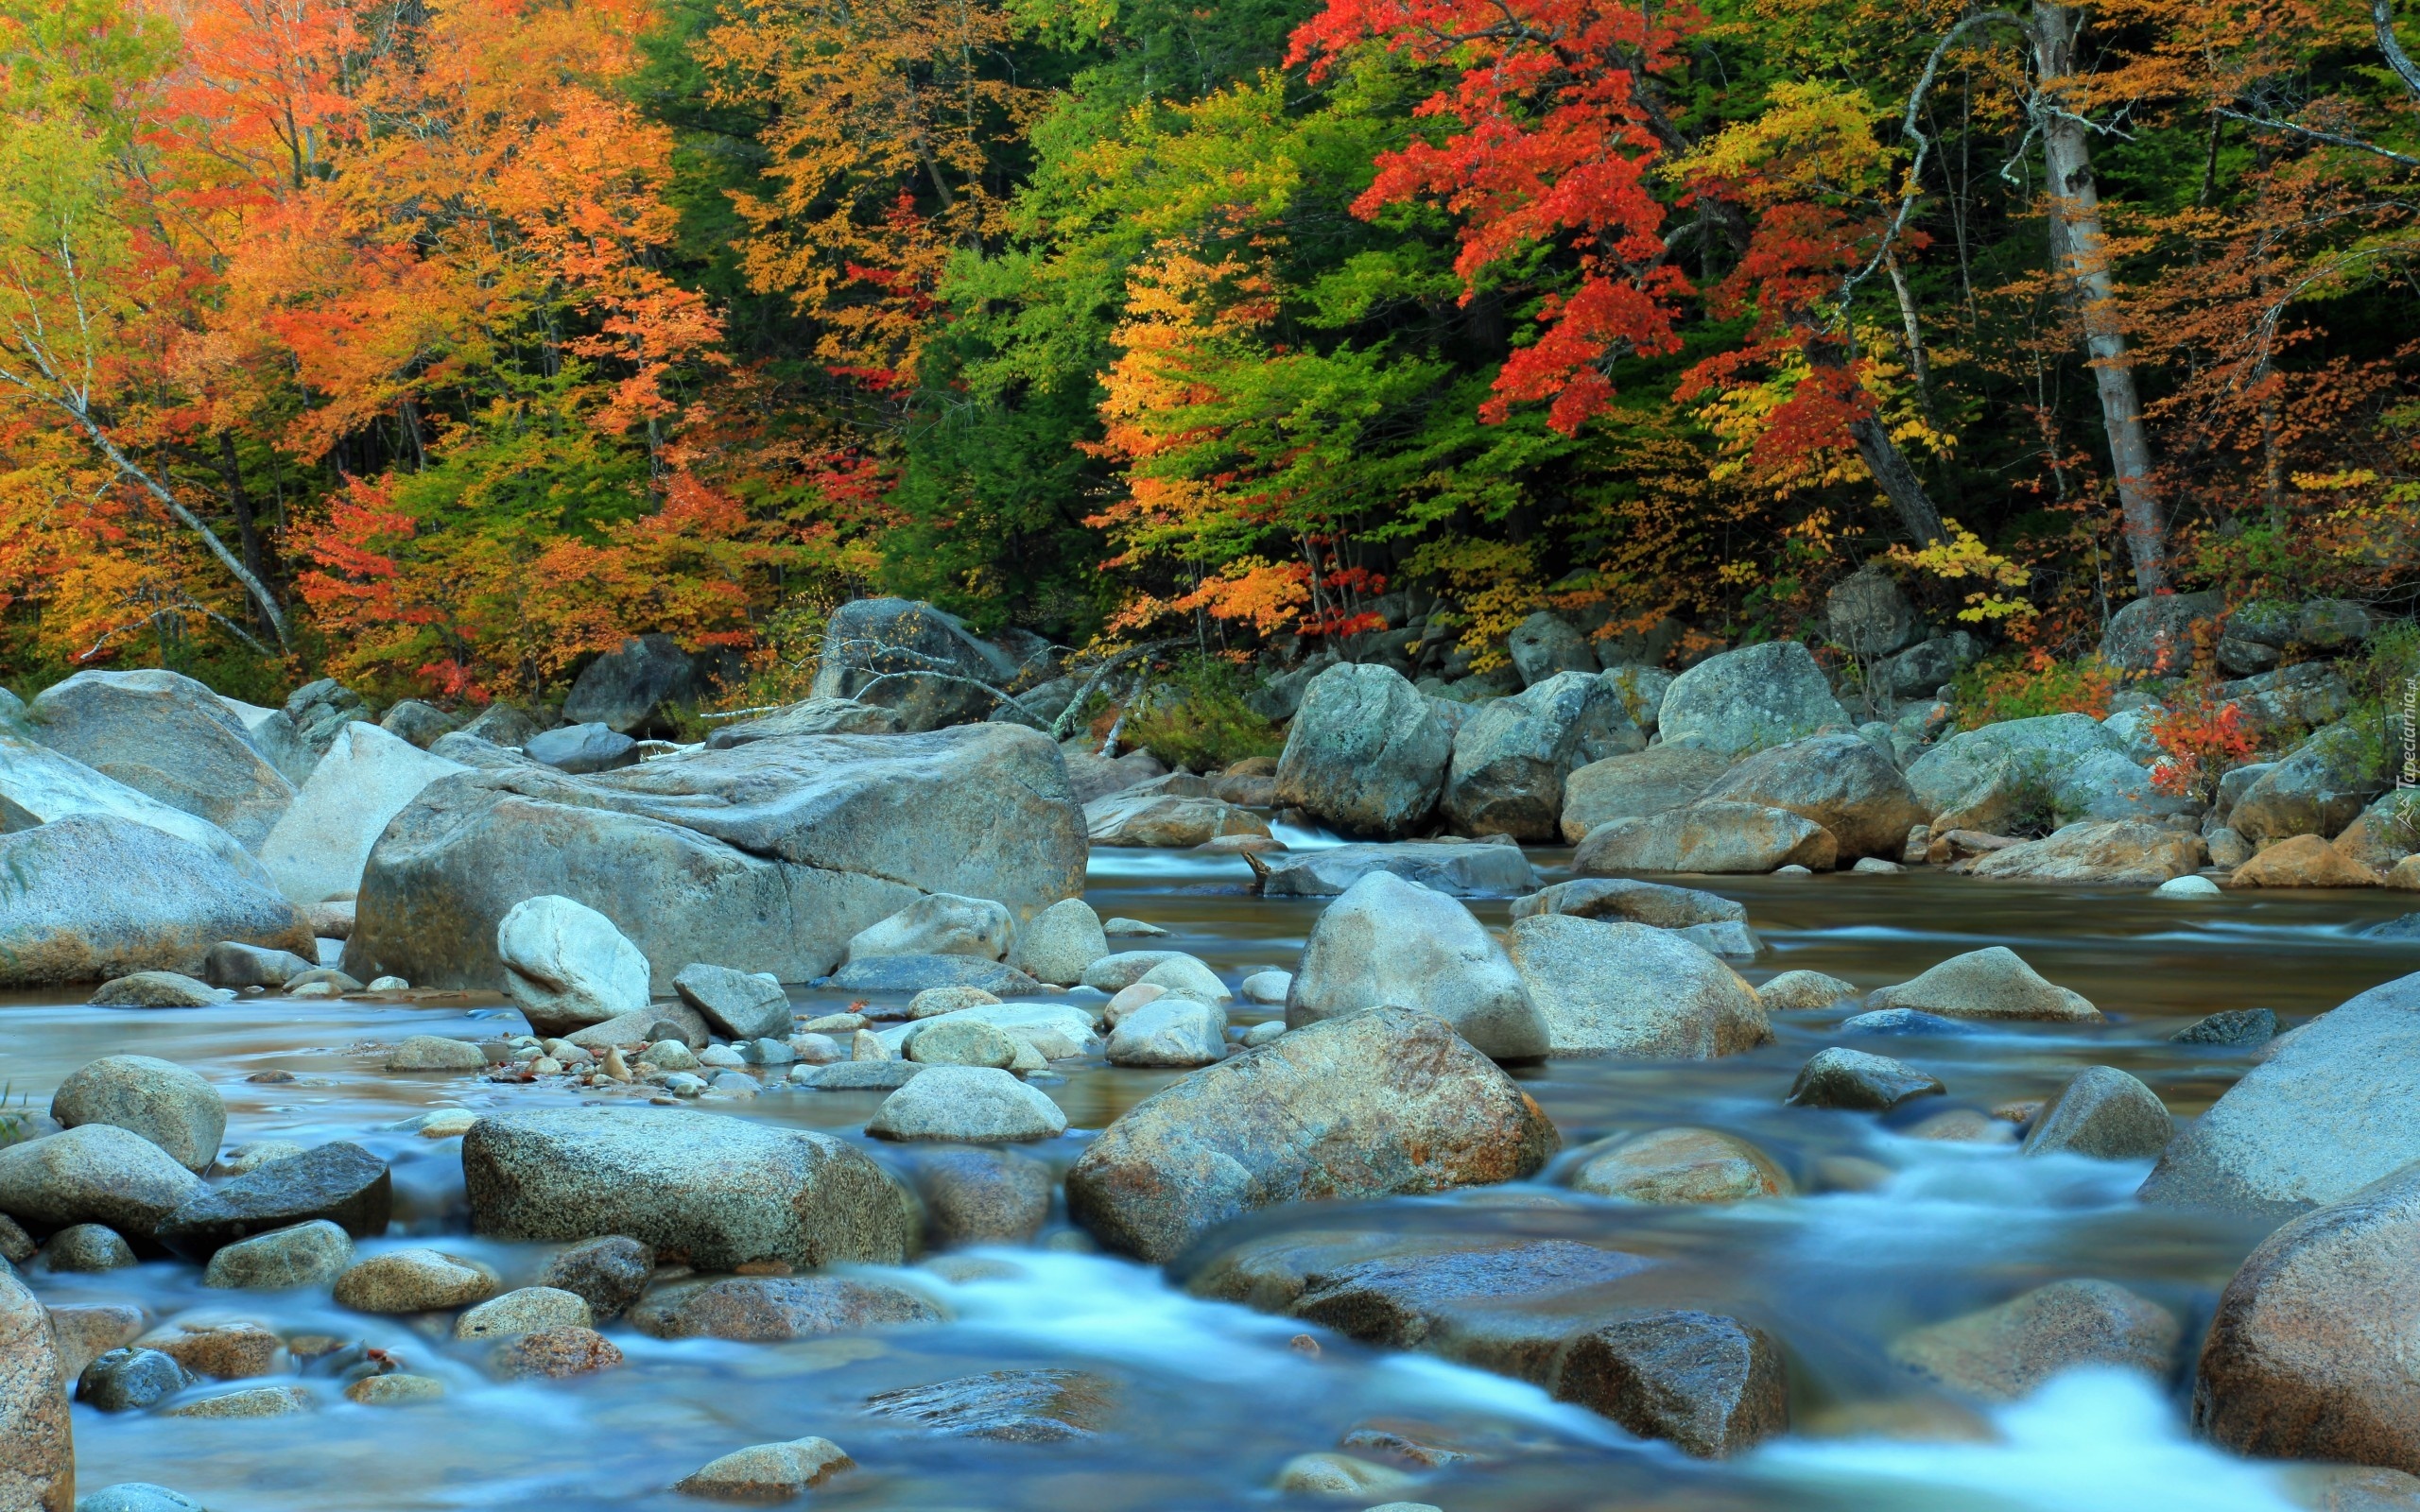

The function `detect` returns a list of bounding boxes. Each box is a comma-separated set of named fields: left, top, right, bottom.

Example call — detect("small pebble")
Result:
left=344, top=1372, right=443, bottom=1406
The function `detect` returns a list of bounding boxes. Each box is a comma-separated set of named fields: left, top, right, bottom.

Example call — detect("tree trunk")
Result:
left=1848, top=413, right=1948, bottom=547
left=213, top=434, right=274, bottom=636
left=2029, top=2, right=2169, bottom=595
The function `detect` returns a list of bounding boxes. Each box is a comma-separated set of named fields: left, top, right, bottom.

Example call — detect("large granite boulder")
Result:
left=810, top=598, right=1023, bottom=731
left=495, top=895, right=650, bottom=1032
left=1864, top=946, right=2101, bottom=1022
left=1506, top=916, right=1769, bottom=1057
left=563, top=633, right=710, bottom=735
left=1247, top=838, right=1539, bottom=898
left=25, top=669, right=295, bottom=849
left=2232, top=723, right=2391, bottom=845
left=249, top=679, right=369, bottom=785
left=1656, top=643, right=1850, bottom=760
left=1893, top=1280, right=2180, bottom=1401
left=1699, top=733, right=1924, bottom=859
left=342, top=724, right=1084, bottom=990
left=258, top=723, right=467, bottom=904
left=0, top=1125, right=205, bottom=1239
left=1510, top=877, right=1744, bottom=929
left=1966, top=820, right=2204, bottom=885
left=1573, top=801, right=1837, bottom=874
left=1505, top=612, right=1598, bottom=686
left=50, top=1056, right=223, bottom=1174
left=1286, top=872, right=1549, bottom=1058
left=1065, top=1007, right=1559, bottom=1263
left=1273, top=664, right=1452, bottom=839
left=705, top=698, right=901, bottom=748
left=1441, top=673, right=1645, bottom=840
left=1905, top=713, right=2193, bottom=831
left=1083, top=790, right=1269, bottom=847
left=0, top=734, right=271, bottom=885
left=463, top=1107, right=915, bottom=1269
left=2101, top=591, right=2222, bottom=675
left=1558, top=746, right=1732, bottom=843
left=0, top=1266, right=72, bottom=1512
left=0, top=816, right=314, bottom=987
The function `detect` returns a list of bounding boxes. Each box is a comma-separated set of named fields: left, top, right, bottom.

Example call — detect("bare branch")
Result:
left=2378, top=0, right=2420, bottom=103
left=2214, top=106, right=2420, bottom=168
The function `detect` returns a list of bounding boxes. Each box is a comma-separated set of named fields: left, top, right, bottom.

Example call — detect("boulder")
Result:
left=863, top=1368, right=1115, bottom=1441
left=2333, top=795, right=2420, bottom=873
left=2100, top=590, right=2223, bottom=675
left=630, top=1275, right=937, bottom=1341
left=672, top=964, right=791, bottom=1040
left=809, top=598, right=1023, bottom=731
left=563, top=633, right=709, bottom=735
left=1505, top=916, right=1770, bottom=1058
left=1905, top=713, right=2191, bottom=832
left=0, top=1267, right=72, bottom=1512
left=1553, top=1310, right=1789, bottom=1458
left=1863, top=947, right=2101, bottom=1022
left=865, top=1066, right=1067, bottom=1142
left=1060, top=745, right=1167, bottom=805
left=705, top=698, right=901, bottom=747
left=458, top=703, right=544, bottom=748
left=464, top=1107, right=913, bottom=1266
left=494, top=895, right=650, bottom=1033
left=539, top=1236, right=656, bottom=1319
left=906, top=1018, right=1020, bottom=1068
left=2139, top=971, right=2420, bottom=1216
left=1083, top=790, right=1270, bottom=847
left=1600, top=663, right=1676, bottom=730
left=845, top=892, right=1013, bottom=963
left=1827, top=566, right=1920, bottom=657
left=88, top=971, right=226, bottom=1006
left=1893, top=1280, right=2180, bottom=1400
left=523, top=723, right=637, bottom=775
left=1105, top=996, right=1227, bottom=1067
left=0, top=1125, right=205, bottom=1239
left=49, top=1056, right=224, bottom=1173
left=1287, top=872, right=1549, bottom=1058
left=1249, top=838, right=1539, bottom=898
left=78, top=1348, right=194, bottom=1412
left=1510, top=876, right=1745, bottom=930
left=1840, top=1008, right=1978, bottom=1037
left=1505, top=612, right=1598, bottom=685
left=39, top=1225, right=134, bottom=1273
left=1656, top=642, right=1850, bottom=760
left=1785, top=1048, right=1945, bottom=1111
left=2020, top=1067, right=2173, bottom=1160
left=1568, top=1127, right=1791, bottom=1204
left=0, top=816, right=314, bottom=988
left=156, top=1142, right=393, bottom=1259
left=1558, top=746, right=1732, bottom=844
left=1272, top=664, right=1453, bottom=839
left=1573, top=802, right=1837, bottom=874
left=24, top=669, right=295, bottom=849
left=1440, top=673, right=1645, bottom=840
left=0, top=733, right=272, bottom=885
left=2172, top=1007, right=2278, bottom=1046
left=200, top=941, right=315, bottom=988
left=347, top=725, right=1081, bottom=990
left=258, top=724, right=467, bottom=904
left=385, top=1035, right=485, bottom=1071
left=1874, top=633, right=1979, bottom=700
left=1065, top=1007, right=1559, bottom=1263
left=1698, top=733, right=1925, bottom=859
left=1966, top=820, right=2204, bottom=885
left=675, top=1438, right=855, bottom=1500
left=200, top=1220, right=354, bottom=1290
left=248, top=679, right=370, bottom=786
left=2222, top=662, right=2355, bottom=740
left=2195, top=1163, right=2420, bottom=1473
left=333, top=1248, right=497, bottom=1313
left=490, top=1326, right=622, bottom=1380
left=1757, top=970, right=1859, bottom=1011
left=454, top=1286, right=595, bottom=1341
left=2231, top=724, right=2390, bottom=845
left=909, top=1147, right=1053, bottom=1247
left=2232, top=834, right=2381, bottom=888
left=1006, top=898, right=1107, bottom=986
left=827, top=955, right=1042, bottom=996
left=377, top=700, right=456, bottom=747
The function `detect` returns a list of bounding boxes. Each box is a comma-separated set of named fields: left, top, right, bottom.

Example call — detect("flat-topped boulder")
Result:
left=344, top=723, right=1084, bottom=989
left=1906, top=713, right=2193, bottom=832
left=1699, top=733, right=1924, bottom=860
left=1287, top=873, right=1549, bottom=1058
left=1966, top=821, right=2204, bottom=885
left=1574, top=802, right=1837, bottom=874
left=1249, top=838, right=1540, bottom=898
left=1559, top=746, right=1732, bottom=844
left=0, top=733, right=274, bottom=885
left=1506, top=916, right=1769, bottom=1057
left=1510, top=877, right=1744, bottom=930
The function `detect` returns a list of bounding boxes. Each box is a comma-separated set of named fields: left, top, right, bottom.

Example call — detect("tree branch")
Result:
left=2213, top=106, right=2420, bottom=168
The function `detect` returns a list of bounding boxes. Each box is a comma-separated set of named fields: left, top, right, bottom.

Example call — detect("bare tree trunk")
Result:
left=1848, top=414, right=1949, bottom=546
left=2029, top=2, right=2169, bottom=595
left=213, top=433, right=275, bottom=636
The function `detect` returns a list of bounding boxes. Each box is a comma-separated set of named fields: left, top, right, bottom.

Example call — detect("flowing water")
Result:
left=9, top=839, right=2420, bottom=1512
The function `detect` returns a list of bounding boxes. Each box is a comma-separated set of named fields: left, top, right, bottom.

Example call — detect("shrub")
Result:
left=1950, top=650, right=2117, bottom=730
left=1120, top=655, right=1283, bottom=771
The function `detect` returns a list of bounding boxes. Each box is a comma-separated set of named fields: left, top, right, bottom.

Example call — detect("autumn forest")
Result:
left=5, top=0, right=2419, bottom=705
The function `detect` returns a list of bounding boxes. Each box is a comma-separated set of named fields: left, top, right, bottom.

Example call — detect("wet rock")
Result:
left=0, top=730, right=274, bottom=886
left=907, top=1018, right=1020, bottom=1068
left=495, top=895, right=649, bottom=1033
left=1239, top=971, right=1291, bottom=1004
left=1757, top=971, right=1859, bottom=1011
left=1505, top=916, right=1770, bottom=1058
left=201, top=1220, right=354, bottom=1290
left=1249, top=838, right=1540, bottom=899
left=1839, top=1008, right=1979, bottom=1037
left=2157, top=874, right=2224, bottom=897
left=1700, top=734, right=1924, bottom=860
left=1136, top=954, right=1230, bottom=1003
left=1007, top=898, right=1109, bottom=987
left=827, top=954, right=1042, bottom=997
left=1061, top=746, right=1168, bottom=805
left=38, top=1226, right=134, bottom=1273
left=1080, top=950, right=1193, bottom=991
left=2196, top=1163, right=2420, bottom=1473
left=629, top=1275, right=942, bottom=1341
left=2140, top=971, right=2420, bottom=1216
left=0, top=1216, right=28, bottom=1265
left=1969, top=820, right=2205, bottom=885
left=1066, top=1007, right=1559, bottom=1263
left=523, top=722, right=638, bottom=775
left=1786, top=1048, right=1945, bottom=1111
left=844, top=892, right=1012, bottom=963
left=864, top=1368, right=1115, bottom=1442
left=334, top=1248, right=498, bottom=1313
left=159, top=1383, right=310, bottom=1418
left=2233, top=834, right=2381, bottom=888
left=1554, top=1310, right=1790, bottom=1457
left=44, top=1303, right=143, bottom=1385
left=866, top=1067, right=1067, bottom=1143
left=453, top=1285, right=594, bottom=1340
left=910, top=1147, right=1053, bottom=1247
left=673, top=964, right=791, bottom=1040
left=564, top=633, right=707, bottom=735
left=1893, top=1280, right=2180, bottom=1401
left=50, top=1055, right=225, bottom=1174
left=809, top=598, right=1021, bottom=731
left=139, top=1320, right=279, bottom=1380
left=1288, top=872, right=1548, bottom=1059
left=490, top=1326, right=623, bottom=1380
left=2021, top=1067, right=2172, bottom=1160
left=706, top=698, right=900, bottom=747
left=25, top=668, right=296, bottom=848
left=1273, top=664, right=1453, bottom=839
left=0, top=1124, right=205, bottom=1239
left=77, top=1348, right=192, bottom=1412
left=1863, top=946, right=2101, bottom=1022
left=909, top=986, right=1002, bottom=1020
left=539, top=1236, right=654, bottom=1320
left=2172, top=1008, right=2279, bottom=1046
left=385, top=1035, right=485, bottom=1072
left=87, top=971, right=228, bottom=1007
left=566, top=1006, right=708, bottom=1053
left=1558, top=746, right=1734, bottom=844
left=675, top=1437, right=855, bottom=1500
left=2100, top=590, right=2222, bottom=675
left=74, top=1486, right=211, bottom=1512
left=802, top=1061, right=925, bottom=1091
left=464, top=1107, right=915, bottom=1268
left=201, top=941, right=317, bottom=989
left=259, top=724, right=467, bottom=905
left=1105, top=996, right=1226, bottom=1067
left=1510, top=877, right=1745, bottom=930
left=2233, top=724, right=2391, bottom=847
left=1568, top=1128, right=1791, bottom=1204
left=1573, top=801, right=1838, bottom=875
left=1441, top=672, right=1644, bottom=840
left=344, top=1373, right=444, bottom=1406
left=1275, top=1453, right=1416, bottom=1497
left=1085, top=790, right=1270, bottom=847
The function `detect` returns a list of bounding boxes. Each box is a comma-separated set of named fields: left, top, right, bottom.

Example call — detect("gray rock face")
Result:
left=1906, top=713, right=2192, bottom=832
left=706, top=698, right=901, bottom=747
left=539, top=1235, right=655, bottom=1319
left=1827, top=567, right=1919, bottom=658
left=1700, top=734, right=1926, bottom=859
left=828, top=955, right=1042, bottom=997
left=1287, top=872, right=1548, bottom=1059
left=157, top=1142, right=392, bottom=1259
left=25, top=669, right=296, bottom=848
left=1505, top=916, right=1769, bottom=1058
left=1784, top=1048, right=1945, bottom=1111
left=78, top=1348, right=194, bottom=1412
left=0, top=815, right=315, bottom=988
left=563, top=633, right=707, bottom=735
left=910, top=1147, right=1053, bottom=1247
left=1558, top=745, right=1733, bottom=843
left=673, top=964, right=791, bottom=1040
left=523, top=723, right=638, bottom=775
left=2022, top=1067, right=2173, bottom=1160
left=50, top=1056, right=224, bottom=1174
left=1006, top=898, right=1107, bottom=986
left=1874, top=632, right=1978, bottom=699
left=2172, top=1007, right=2279, bottom=1046
left=630, top=1274, right=940, bottom=1341
left=254, top=679, right=370, bottom=784
left=0, top=733, right=273, bottom=885
left=200, top=941, right=315, bottom=988
left=811, top=598, right=1022, bottom=731
left=345, top=724, right=1083, bottom=990
left=845, top=893, right=1012, bottom=963
left=2100, top=590, right=2223, bottom=674
left=1572, top=801, right=1838, bottom=874
left=2140, top=971, right=2420, bottom=1216
left=200, top=1219, right=354, bottom=1290
left=1441, top=673, right=1645, bottom=840
left=865, top=1067, right=1067, bottom=1142
left=0, top=1124, right=205, bottom=1239
left=1083, top=790, right=1269, bottom=847
left=1105, top=997, right=1226, bottom=1067
left=1657, top=643, right=1850, bottom=760
left=2195, top=1162, right=2420, bottom=1473
left=1893, top=1280, right=2180, bottom=1401
left=1273, top=664, right=1453, bottom=840
left=1510, top=877, right=1744, bottom=930
left=458, top=703, right=544, bottom=748
left=260, top=723, right=467, bottom=904
left=1505, top=612, right=1598, bottom=686
left=2233, top=724, right=2391, bottom=845
left=378, top=700, right=456, bottom=748
left=463, top=1107, right=915, bottom=1268
left=1065, top=1007, right=1560, bottom=1263
left=1864, top=946, right=2100, bottom=1022
left=2222, top=662, right=2354, bottom=740
left=495, top=895, right=650, bottom=1032
left=1249, top=838, right=1539, bottom=899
